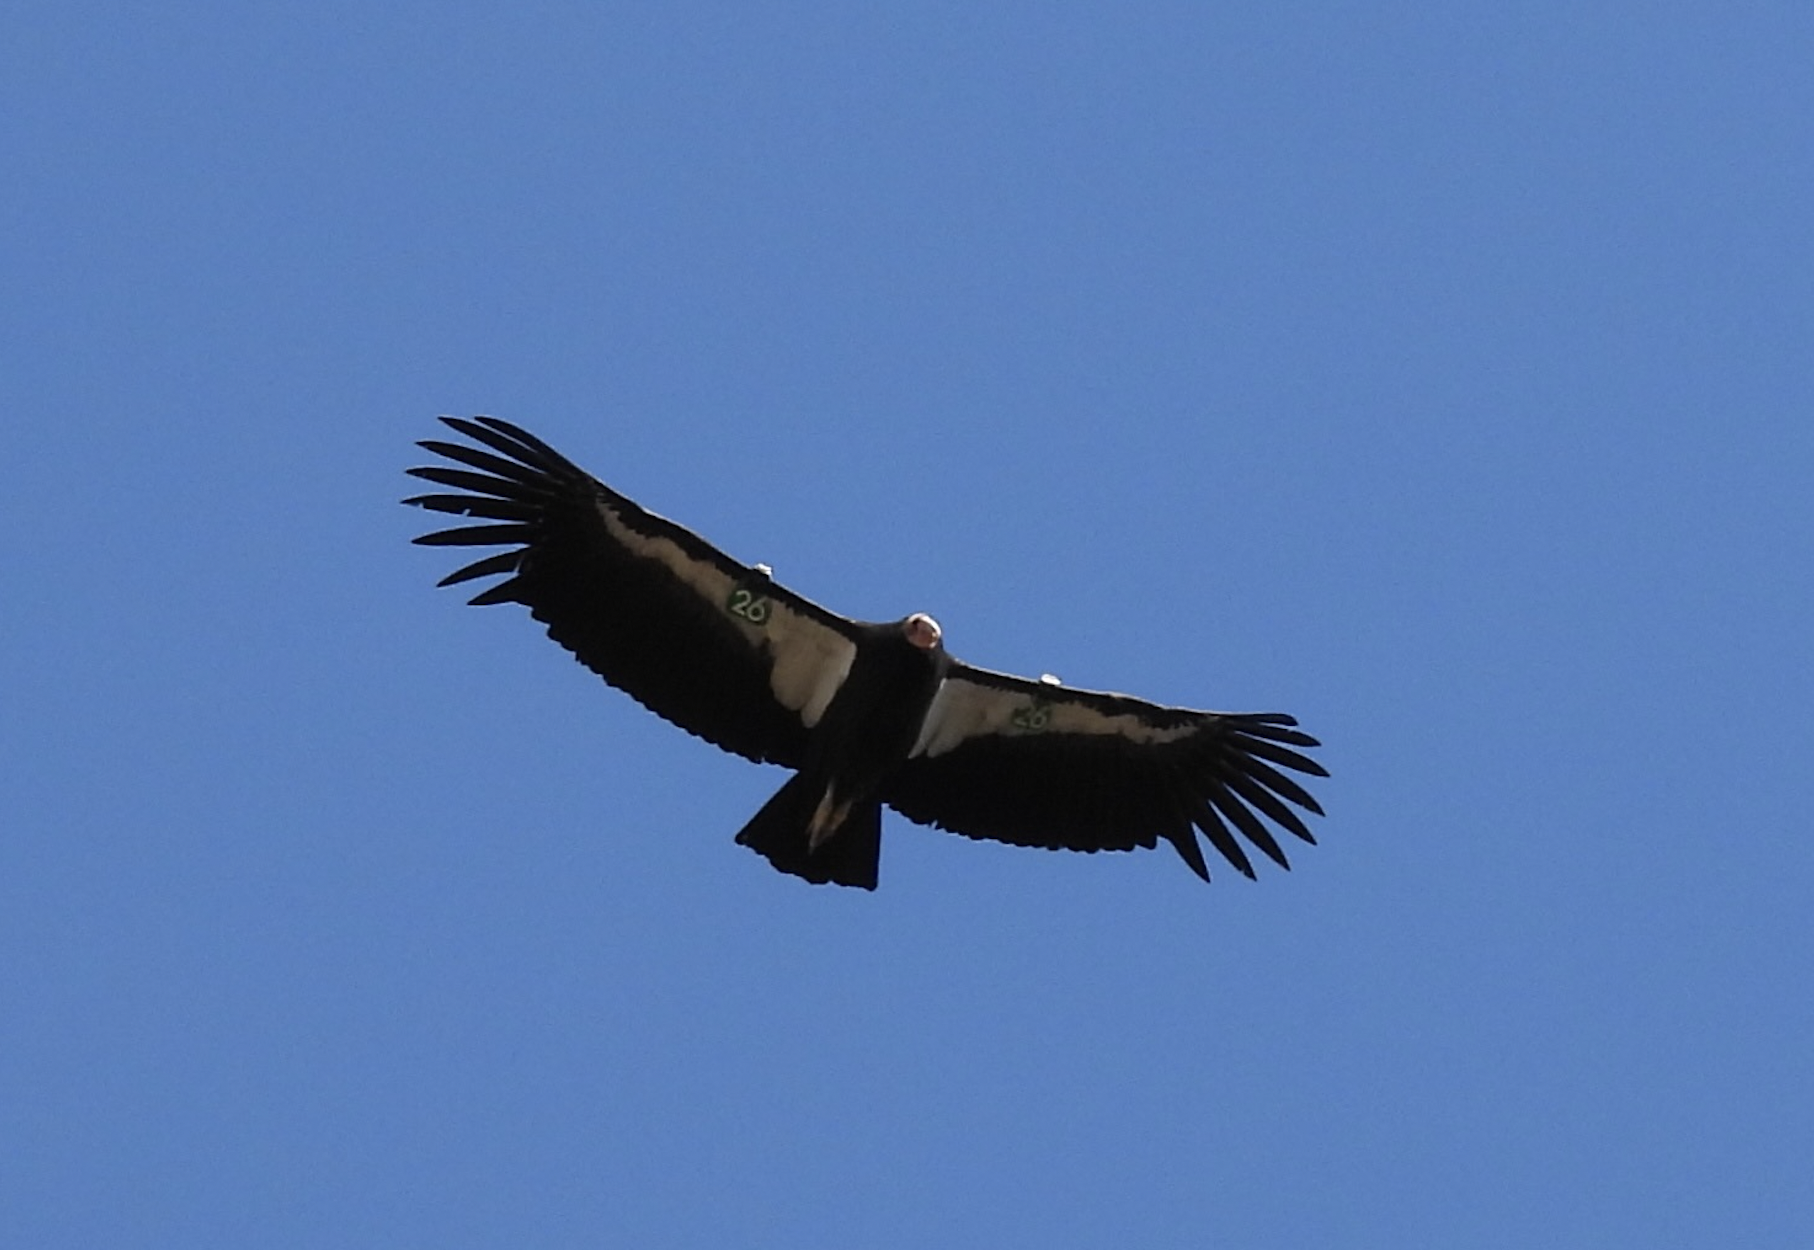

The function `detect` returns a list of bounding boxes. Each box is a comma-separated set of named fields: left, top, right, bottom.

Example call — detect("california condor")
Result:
left=406, top=417, right=1327, bottom=890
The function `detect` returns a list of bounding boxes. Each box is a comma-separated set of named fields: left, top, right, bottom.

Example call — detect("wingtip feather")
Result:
left=436, top=550, right=522, bottom=587
left=467, top=580, right=524, bottom=606
left=1163, top=824, right=1216, bottom=883
left=1190, top=800, right=1256, bottom=879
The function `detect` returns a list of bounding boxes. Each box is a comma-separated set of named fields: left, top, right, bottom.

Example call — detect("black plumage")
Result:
left=406, top=417, right=1327, bottom=890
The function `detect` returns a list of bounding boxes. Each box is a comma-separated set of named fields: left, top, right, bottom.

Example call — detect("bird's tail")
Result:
left=735, top=773, right=881, bottom=890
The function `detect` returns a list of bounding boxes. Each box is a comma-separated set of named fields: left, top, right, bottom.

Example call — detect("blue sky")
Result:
left=6, top=3, right=1812, bottom=1246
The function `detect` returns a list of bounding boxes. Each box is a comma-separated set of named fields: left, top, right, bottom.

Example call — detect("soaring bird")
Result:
left=407, top=417, right=1326, bottom=890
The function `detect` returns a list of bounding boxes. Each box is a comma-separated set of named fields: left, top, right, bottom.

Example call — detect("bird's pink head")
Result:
left=903, top=612, right=943, bottom=651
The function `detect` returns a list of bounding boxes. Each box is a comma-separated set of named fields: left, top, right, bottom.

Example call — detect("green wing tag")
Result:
left=1009, top=700, right=1053, bottom=732
left=725, top=586, right=772, bottom=625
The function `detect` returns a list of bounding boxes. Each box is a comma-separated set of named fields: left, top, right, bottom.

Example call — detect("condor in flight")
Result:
left=407, top=418, right=1326, bottom=890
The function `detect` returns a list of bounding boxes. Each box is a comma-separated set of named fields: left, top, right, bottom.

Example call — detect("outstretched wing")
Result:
left=881, top=663, right=1326, bottom=881
left=406, top=417, right=861, bottom=768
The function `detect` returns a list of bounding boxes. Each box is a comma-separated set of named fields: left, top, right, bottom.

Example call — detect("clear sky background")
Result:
left=6, top=3, right=1811, bottom=1246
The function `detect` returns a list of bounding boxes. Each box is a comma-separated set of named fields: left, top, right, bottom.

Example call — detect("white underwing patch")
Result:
left=911, top=676, right=1198, bottom=758
left=596, top=498, right=857, bottom=727
left=597, top=499, right=733, bottom=603
left=768, top=624, right=855, bottom=727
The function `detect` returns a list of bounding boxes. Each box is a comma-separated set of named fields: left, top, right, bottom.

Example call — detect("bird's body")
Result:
left=407, top=417, right=1326, bottom=890
left=737, top=617, right=948, bottom=887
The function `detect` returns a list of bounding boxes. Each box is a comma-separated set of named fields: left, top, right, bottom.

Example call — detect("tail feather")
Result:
left=735, top=773, right=881, bottom=890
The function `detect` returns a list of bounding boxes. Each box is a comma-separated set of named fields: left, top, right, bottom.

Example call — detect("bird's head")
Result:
left=902, top=612, right=943, bottom=651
